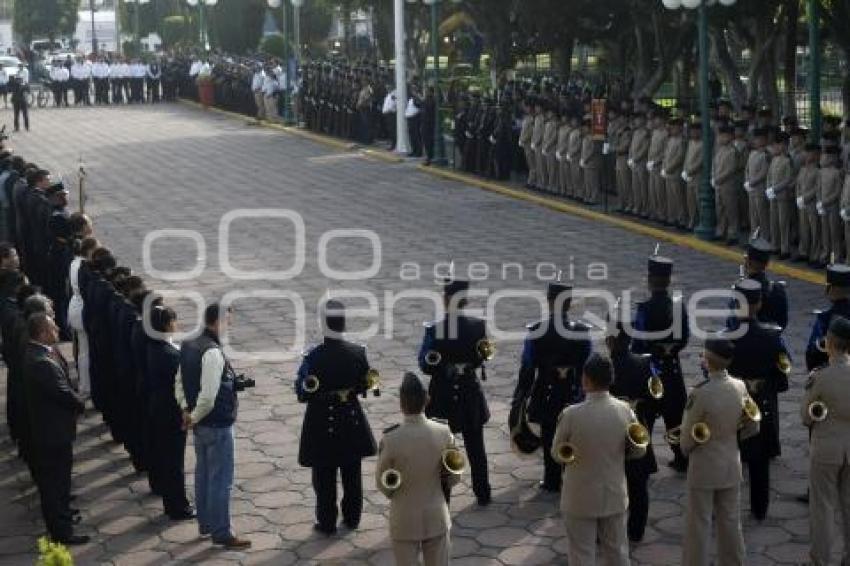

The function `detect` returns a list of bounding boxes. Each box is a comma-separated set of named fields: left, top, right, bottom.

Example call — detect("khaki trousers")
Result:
left=799, top=205, right=820, bottom=260
left=717, top=182, right=740, bottom=241
left=666, top=176, right=684, bottom=226
left=392, top=533, right=450, bottom=566
left=254, top=92, right=265, bottom=120
left=536, top=148, right=547, bottom=188
left=769, top=198, right=793, bottom=255
left=559, top=159, right=570, bottom=196
left=748, top=191, right=771, bottom=243
left=524, top=147, right=538, bottom=187
left=683, top=485, right=745, bottom=566
left=686, top=179, right=700, bottom=229
left=584, top=167, right=600, bottom=204
left=547, top=153, right=559, bottom=193
left=820, top=209, right=844, bottom=264
left=564, top=512, right=630, bottom=566
left=616, top=157, right=631, bottom=211
left=571, top=161, right=583, bottom=201
left=631, top=165, right=648, bottom=216
left=650, top=170, right=666, bottom=220
left=264, top=95, right=279, bottom=121
left=809, top=461, right=850, bottom=566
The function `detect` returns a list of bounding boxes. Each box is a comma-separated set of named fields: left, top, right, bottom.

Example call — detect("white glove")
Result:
left=518, top=141, right=524, bottom=148
left=602, top=142, right=610, bottom=155
left=627, top=158, right=634, bottom=169
left=556, top=151, right=563, bottom=162
left=646, top=161, right=655, bottom=172
left=796, top=196, right=805, bottom=210
left=567, top=154, right=573, bottom=162
left=489, top=135, right=497, bottom=144
left=711, top=177, right=717, bottom=189
left=766, top=187, right=776, bottom=200
left=542, top=150, right=549, bottom=157
left=661, top=169, right=668, bottom=178
left=744, top=181, right=751, bottom=191
left=531, top=144, right=537, bottom=151
left=842, top=208, right=850, bottom=222
left=817, top=201, right=825, bottom=216
left=681, top=171, right=690, bottom=183
left=580, top=159, right=587, bottom=168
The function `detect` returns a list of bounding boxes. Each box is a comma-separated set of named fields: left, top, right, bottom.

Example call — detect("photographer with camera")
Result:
left=176, top=303, right=252, bottom=550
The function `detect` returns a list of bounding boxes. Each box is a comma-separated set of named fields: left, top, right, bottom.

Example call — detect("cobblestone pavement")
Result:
left=0, top=104, right=835, bottom=565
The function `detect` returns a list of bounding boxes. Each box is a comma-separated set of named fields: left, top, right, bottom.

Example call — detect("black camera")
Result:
left=234, top=373, right=256, bottom=392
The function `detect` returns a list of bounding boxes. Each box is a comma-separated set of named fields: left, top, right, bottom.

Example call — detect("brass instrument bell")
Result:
left=741, top=396, right=762, bottom=423
left=424, top=350, right=442, bottom=366
left=648, top=375, right=664, bottom=400
left=303, top=374, right=320, bottom=394
left=441, top=447, right=466, bottom=475
left=476, top=338, right=495, bottom=361
left=692, top=422, right=711, bottom=444
left=555, top=442, right=577, bottom=465
left=808, top=400, right=828, bottom=422
left=366, top=368, right=381, bottom=396
left=627, top=422, right=650, bottom=449
left=380, top=468, right=402, bottom=491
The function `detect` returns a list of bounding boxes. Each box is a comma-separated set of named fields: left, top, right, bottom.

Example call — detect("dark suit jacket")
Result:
left=23, top=342, right=85, bottom=446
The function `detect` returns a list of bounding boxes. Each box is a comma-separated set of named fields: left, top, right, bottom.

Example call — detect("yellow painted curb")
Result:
left=177, top=98, right=402, bottom=162
left=419, top=165, right=825, bottom=286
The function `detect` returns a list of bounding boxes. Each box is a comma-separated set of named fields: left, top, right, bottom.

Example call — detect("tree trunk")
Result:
left=552, top=40, right=574, bottom=78
left=341, top=1, right=352, bottom=57
left=782, top=0, right=799, bottom=116
left=843, top=46, right=850, bottom=114
left=711, top=29, right=746, bottom=108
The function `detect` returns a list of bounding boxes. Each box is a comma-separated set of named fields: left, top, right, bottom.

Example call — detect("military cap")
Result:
left=791, top=127, right=808, bottom=138
left=689, top=120, right=702, bottom=130
left=781, top=115, right=798, bottom=125
left=828, top=316, right=850, bottom=340
left=734, top=278, right=763, bottom=304
left=822, top=131, right=841, bottom=143
left=741, top=104, right=756, bottom=113
left=805, top=142, right=822, bottom=152
left=547, top=283, right=572, bottom=301
left=773, top=131, right=789, bottom=144
left=827, top=264, right=850, bottom=286
left=648, top=255, right=673, bottom=278
left=824, top=115, right=842, bottom=126
left=704, top=335, right=735, bottom=360
left=400, top=371, right=426, bottom=397
left=718, top=124, right=734, bottom=135
left=668, top=116, right=683, bottom=126
left=733, top=120, right=749, bottom=131
left=752, top=127, right=769, bottom=138
left=746, top=237, right=773, bottom=263
left=45, top=182, right=68, bottom=196
left=442, top=279, right=469, bottom=297
left=824, top=145, right=840, bottom=156
left=717, top=99, right=733, bottom=109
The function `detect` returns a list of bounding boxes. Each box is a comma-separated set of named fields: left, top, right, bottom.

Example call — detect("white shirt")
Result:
left=262, top=74, right=279, bottom=97
left=174, top=346, right=225, bottom=424
left=55, top=67, right=69, bottom=82
left=109, top=63, right=122, bottom=78
left=251, top=70, right=265, bottom=92
left=118, top=63, right=131, bottom=78
left=405, top=97, right=420, bottom=118
left=0, top=69, right=8, bottom=86
left=382, top=91, right=397, bottom=114
left=189, top=60, right=202, bottom=77
left=18, top=67, right=29, bottom=85
left=146, top=64, right=161, bottom=79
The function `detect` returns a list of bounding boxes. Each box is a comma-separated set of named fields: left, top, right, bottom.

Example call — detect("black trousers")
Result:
left=408, top=116, right=422, bottom=156
left=33, top=442, right=74, bottom=541
left=541, top=420, right=561, bottom=490
left=312, top=461, right=362, bottom=530
left=660, top=373, right=688, bottom=465
left=461, top=424, right=491, bottom=500
left=626, top=465, right=650, bottom=540
left=12, top=100, right=28, bottom=131
left=149, top=411, right=189, bottom=515
left=746, top=454, right=770, bottom=519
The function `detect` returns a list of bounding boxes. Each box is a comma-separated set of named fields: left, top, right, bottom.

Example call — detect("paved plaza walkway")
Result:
left=0, top=103, right=832, bottom=564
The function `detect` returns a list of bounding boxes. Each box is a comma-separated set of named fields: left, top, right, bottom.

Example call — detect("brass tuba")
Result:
left=476, top=338, right=495, bottom=361
left=666, top=423, right=710, bottom=445
left=380, top=468, right=402, bottom=492
left=741, top=396, right=762, bottom=424
left=627, top=422, right=650, bottom=450
left=777, top=353, right=792, bottom=374
left=303, top=374, right=320, bottom=394
left=808, top=400, right=828, bottom=422
left=424, top=350, right=442, bottom=366
left=366, top=368, right=381, bottom=396
left=441, top=447, right=466, bottom=475
left=648, top=375, right=664, bottom=400
left=554, top=442, right=577, bottom=465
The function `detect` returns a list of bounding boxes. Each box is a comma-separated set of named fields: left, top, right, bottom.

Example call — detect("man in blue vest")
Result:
left=177, top=303, right=251, bottom=550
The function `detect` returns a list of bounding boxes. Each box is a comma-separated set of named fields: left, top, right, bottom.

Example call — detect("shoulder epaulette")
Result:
left=430, top=417, right=449, bottom=426
left=383, top=424, right=400, bottom=434
left=525, top=321, right=541, bottom=331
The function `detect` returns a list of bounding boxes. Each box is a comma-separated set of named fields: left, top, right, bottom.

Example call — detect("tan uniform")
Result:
left=818, top=164, right=844, bottom=264
left=581, top=134, right=600, bottom=204
left=542, top=118, right=560, bottom=193
left=647, top=128, right=669, bottom=220
left=713, top=143, right=739, bottom=241
left=767, top=153, right=794, bottom=255
left=556, top=123, right=571, bottom=196
left=801, top=356, right=850, bottom=566
left=530, top=114, right=546, bottom=189
left=376, top=414, right=459, bottom=566
left=567, top=127, right=583, bottom=200
left=662, top=134, right=685, bottom=226
left=683, top=139, right=703, bottom=229
left=735, top=141, right=751, bottom=232
left=629, top=127, right=650, bottom=216
left=615, top=126, right=633, bottom=212
left=552, top=391, right=644, bottom=566
left=745, top=148, right=770, bottom=242
left=797, top=163, right=821, bottom=261
left=681, top=370, right=758, bottom=566
left=842, top=175, right=850, bottom=262
left=519, top=114, right=535, bottom=187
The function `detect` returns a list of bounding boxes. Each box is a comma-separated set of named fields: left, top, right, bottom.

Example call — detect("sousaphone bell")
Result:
left=303, top=374, right=320, bottom=394
left=380, top=468, right=402, bottom=492
left=441, top=447, right=466, bottom=475
left=808, top=400, right=828, bottom=422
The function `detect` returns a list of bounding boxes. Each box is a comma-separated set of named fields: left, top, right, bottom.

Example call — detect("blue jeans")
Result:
left=193, top=425, right=234, bottom=542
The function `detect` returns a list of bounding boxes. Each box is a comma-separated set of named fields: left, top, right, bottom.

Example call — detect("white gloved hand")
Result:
left=579, top=159, right=586, bottom=168
left=489, top=135, right=497, bottom=144
left=556, top=151, right=563, bottom=162
left=817, top=201, right=825, bottom=216
left=766, top=187, right=776, bottom=200
left=602, top=142, right=610, bottom=155
left=711, top=177, right=717, bottom=188
left=567, top=154, right=573, bottom=162
left=661, top=169, right=668, bottom=178
left=796, top=196, right=805, bottom=210
left=743, top=181, right=751, bottom=191
left=842, top=208, right=850, bottom=222
left=627, top=158, right=634, bottom=168
left=681, top=171, right=690, bottom=183
left=531, top=144, right=537, bottom=151
left=646, top=161, right=655, bottom=171
left=542, top=150, right=549, bottom=157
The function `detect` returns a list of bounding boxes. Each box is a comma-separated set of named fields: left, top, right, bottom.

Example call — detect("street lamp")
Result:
left=268, top=0, right=295, bottom=124
left=662, top=0, right=736, bottom=241
left=392, top=0, right=410, bottom=154
left=186, top=0, right=218, bottom=52
left=406, top=0, right=460, bottom=165
left=126, top=0, right=150, bottom=56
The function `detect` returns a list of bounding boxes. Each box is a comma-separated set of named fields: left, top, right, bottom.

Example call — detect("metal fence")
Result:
left=653, top=90, right=845, bottom=124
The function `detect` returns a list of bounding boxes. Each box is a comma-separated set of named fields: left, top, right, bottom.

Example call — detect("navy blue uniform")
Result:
left=296, top=337, right=377, bottom=531
left=728, top=272, right=788, bottom=332
left=512, top=315, right=591, bottom=490
left=724, top=317, right=789, bottom=519
left=418, top=314, right=491, bottom=502
left=631, top=290, right=689, bottom=468
left=806, top=299, right=850, bottom=371
left=610, top=349, right=659, bottom=541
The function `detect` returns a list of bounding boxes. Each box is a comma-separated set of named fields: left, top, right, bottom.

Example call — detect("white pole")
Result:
left=393, top=0, right=410, bottom=154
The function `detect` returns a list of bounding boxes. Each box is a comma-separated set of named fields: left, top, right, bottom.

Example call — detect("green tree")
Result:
left=13, top=0, right=78, bottom=43
left=161, top=14, right=193, bottom=47
left=207, top=0, right=266, bottom=53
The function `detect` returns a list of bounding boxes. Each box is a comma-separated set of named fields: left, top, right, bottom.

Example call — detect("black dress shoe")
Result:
left=167, top=508, right=196, bottom=521
left=779, top=253, right=791, bottom=260
left=476, top=492, right=492, bottom=506
left=56, top=534, right=90, bottom=546
left=537, top=481, right=560, bottom=493
left=313, top=523, right=336, bottom=536
left=668, top=459, right=688, bottom=473
left=342, top=519, right=359, bottom=530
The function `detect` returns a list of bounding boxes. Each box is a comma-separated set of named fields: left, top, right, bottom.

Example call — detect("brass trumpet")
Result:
left=303, top=374, right=320, bottom=394
left=808, top=400, right=828, bottom=422
left=380, top=468, right=402, bottom=491
left=441, top=447, right=466, bottom=475
left=476, top=338, right=495, bottom=361
left=366, top=368, right=381, bottom=396
left=741, top=397, right=762, bottom=424
left=777, top=353, right=792, bottom=374
left=554, top=442, right=577, bottom=465
left=627, top=422, right=650, bottom=450
left=666, top=423, right=711, bottom=445
left=424, top=350, right=442, bottom=366
left=815, top=338, right=827, bottom=353
left=648, top=375, right=664, bottom=400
